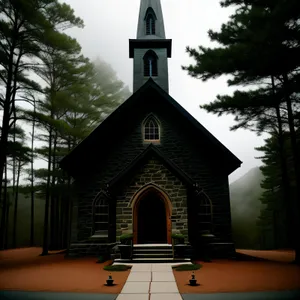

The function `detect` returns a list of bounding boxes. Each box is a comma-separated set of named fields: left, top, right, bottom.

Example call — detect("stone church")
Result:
left=60, top=0, right=242, bottom=259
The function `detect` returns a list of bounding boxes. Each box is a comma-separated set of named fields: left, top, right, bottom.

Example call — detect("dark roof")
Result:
left=108, top=144, right=194, bottom=188
left=60, top=78, right=242, bottom=175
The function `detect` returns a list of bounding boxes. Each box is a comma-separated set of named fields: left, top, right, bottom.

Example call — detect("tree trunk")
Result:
left=272, top=76, right=293, bottom=247
left=66, top=140, right=72, bottom=252
left=0, top=149, right=9, bottom=250
left=0, top=21, right=19, bottom=246
left=55, top=195, right=60, bottom=249
left=30, top=98, right=36, bottom=247
left=66, top=177, right=72, bottom=253
left=4, top=163, right=9, bottom=249
left=50, top=131, right=58, bottom=250
left=282, top=74, right=300, bottom=264
left=12, top=160, right=21, bottom=248
left=4, top=194, right=10, bottom=250
left=0, top=106, right=11, bottom=250
left=41, top=127, right=53, bottom=256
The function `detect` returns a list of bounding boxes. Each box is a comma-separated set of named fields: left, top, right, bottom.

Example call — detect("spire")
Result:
left=137, top=0, right=166, bottom=39
left=129, top=0, right=172, bottom=93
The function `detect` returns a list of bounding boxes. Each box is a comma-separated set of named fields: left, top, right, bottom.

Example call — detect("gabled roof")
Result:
left=60, top=78, right=242, bottom=175
left=108, top=143, right=194, bottom=188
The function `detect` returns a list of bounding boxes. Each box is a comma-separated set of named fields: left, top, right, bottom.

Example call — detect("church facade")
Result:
left=60, top=0, right=241, bottom=258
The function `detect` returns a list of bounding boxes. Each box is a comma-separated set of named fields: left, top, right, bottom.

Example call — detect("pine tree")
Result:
left=182, top=0, right=300, bottom=262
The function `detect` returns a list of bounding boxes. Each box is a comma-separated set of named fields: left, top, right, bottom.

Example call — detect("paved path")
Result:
left=116, top=263, right=182, bottom=300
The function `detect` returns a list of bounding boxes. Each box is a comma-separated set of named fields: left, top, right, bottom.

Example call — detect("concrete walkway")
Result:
left=116, top=263, right=182, bottom=300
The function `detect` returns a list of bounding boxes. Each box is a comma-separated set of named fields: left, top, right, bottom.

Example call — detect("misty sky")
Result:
left=62, top=0, right=267, bottom=183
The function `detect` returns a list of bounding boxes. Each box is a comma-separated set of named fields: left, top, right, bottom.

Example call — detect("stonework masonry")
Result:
left=70, top=106, right=233, bottom=244
left=115, top=156, right=188, bottom=241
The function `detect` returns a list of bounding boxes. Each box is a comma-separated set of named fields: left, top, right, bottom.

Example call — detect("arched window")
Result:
left=143, top=50, right=158, bottom=77
left=196, top=190, right=213, bottom=233
left=145, top=11, right=156, bottom=35
left=144, top=117, right=160, bottom=141
left=93, top=191, right=109, bottom=234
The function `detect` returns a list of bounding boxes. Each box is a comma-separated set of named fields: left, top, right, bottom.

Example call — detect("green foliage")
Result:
left=103, top=265, right=131, bottom=271
left=182, top=0, right=300, bottom=256
left=120, top=233, right=133, bottom=244
left=172, top=264, right=202, bottom=271
left=171, top=233, right=185, bottom=239
left=1, top=0, right=131, bottom=251
left=255, top=132, right=298, bottom=249
left=182, top=0, right=300, bottom=134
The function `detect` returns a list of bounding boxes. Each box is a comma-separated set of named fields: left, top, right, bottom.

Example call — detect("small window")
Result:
left=146, top=13, right=155, bottom=35
left=143, top=50, right=158, bottom=77
left=144, top=118, right=160, bottom=141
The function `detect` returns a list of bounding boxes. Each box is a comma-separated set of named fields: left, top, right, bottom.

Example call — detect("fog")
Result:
left=59, top=0, right=268, bottom=183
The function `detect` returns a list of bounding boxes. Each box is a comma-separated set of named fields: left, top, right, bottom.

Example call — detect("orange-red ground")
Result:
left=0, top=247, right=299, bottom=294
left=174, top=249, right=300, bottom=294
left=236, top=249, right=295, bottom=263
left=0, top=247, right=129, bottom=294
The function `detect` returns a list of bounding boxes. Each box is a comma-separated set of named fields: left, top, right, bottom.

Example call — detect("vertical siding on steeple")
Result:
left=137, top=0, right=166, bottom=39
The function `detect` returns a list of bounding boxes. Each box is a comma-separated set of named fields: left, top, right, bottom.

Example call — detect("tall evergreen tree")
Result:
left=0, top=0, right=83, bottom=249
left=182, top=0, right=300, bottom=262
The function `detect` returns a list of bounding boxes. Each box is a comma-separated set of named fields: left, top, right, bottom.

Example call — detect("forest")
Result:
left=0, top=0, right=130, bottom=254
left=0, top=0, right=299, bottom=264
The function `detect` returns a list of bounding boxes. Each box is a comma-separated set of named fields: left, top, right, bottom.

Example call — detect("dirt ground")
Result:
left=1, top=247, right=300, bottom=295
left=0, top=247, right=130, bottom=294
left=174, top=250, right=300, bottom=294
left=236, top=249, right=296, bottom=263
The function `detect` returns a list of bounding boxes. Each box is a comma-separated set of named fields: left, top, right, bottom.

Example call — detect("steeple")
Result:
left=129, top=0, right=172, bottom=93
left=136, top=0, right=166, bottom=39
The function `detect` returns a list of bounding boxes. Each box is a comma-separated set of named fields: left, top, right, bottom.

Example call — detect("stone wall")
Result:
left=115, top=156, right=188, bottom=241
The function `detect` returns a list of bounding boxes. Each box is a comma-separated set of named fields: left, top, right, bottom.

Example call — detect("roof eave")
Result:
left=129, top=39, right=172, bottom=58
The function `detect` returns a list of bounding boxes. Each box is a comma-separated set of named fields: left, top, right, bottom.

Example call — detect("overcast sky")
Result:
left=61, top=0, right=267, bottom=183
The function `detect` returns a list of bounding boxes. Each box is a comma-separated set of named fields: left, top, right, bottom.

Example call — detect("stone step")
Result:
left=133, top=248, right=173, bottom=253
left=114, top=257, right=191, bottom=263
left=133, top=245, right=172, bottom=250
left=133, top=253, right=173, bottom=258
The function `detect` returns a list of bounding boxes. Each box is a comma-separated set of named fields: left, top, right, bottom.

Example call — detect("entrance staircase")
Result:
left=133, top=244, right=173, bottom=262
left=114, top=244, right=191, bottom=263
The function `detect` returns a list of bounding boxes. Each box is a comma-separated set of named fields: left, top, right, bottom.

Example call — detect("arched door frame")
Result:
left=131, top=183, right=172, bottom=244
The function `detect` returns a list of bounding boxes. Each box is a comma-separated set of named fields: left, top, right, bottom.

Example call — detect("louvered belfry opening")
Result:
left=143, top=50, right=158, bottom=77
left=146, top=13, right=155, bottom=35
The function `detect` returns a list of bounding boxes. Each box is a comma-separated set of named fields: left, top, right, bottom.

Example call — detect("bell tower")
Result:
left=129, top=0, right=172, bottom=93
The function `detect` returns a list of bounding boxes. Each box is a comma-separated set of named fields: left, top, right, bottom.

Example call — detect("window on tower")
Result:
left=145, top=8, right=156, bottom=35
left=144, top=116, right=160, bottom=142
left=143, top=50, right=158, bottom=77
left=146, top=13, right=155, bottom=35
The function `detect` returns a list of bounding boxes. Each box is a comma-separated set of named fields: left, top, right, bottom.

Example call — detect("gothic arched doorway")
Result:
left=132, top=184, right=172, bottom=244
